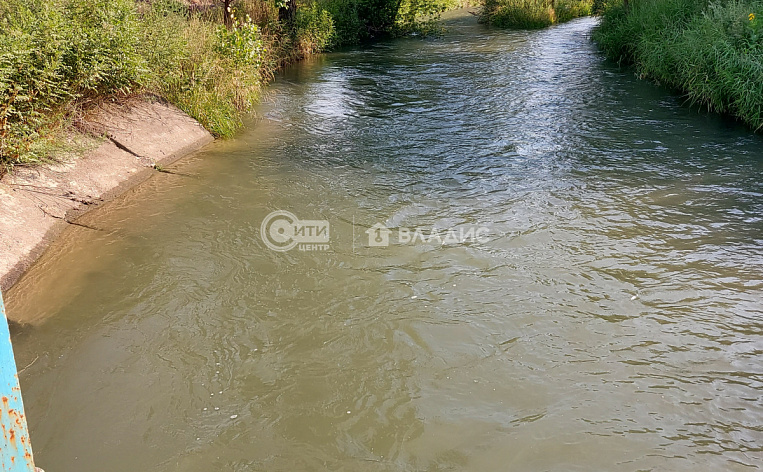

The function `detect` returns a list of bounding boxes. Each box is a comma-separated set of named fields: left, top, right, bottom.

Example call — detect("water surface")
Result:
left=7, top=14, right=763, bottom=471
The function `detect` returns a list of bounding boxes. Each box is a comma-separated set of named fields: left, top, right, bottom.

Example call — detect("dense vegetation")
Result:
left=4, top=0, right=759, bottom=172
left=480, top=0, right=594, bottom=28
left=594, top=0, right=763, bottom=131
left=0, top=0, right=451, bottom=171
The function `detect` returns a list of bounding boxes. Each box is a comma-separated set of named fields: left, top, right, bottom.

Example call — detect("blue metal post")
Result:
left=0, top=290, right=36, bottom=471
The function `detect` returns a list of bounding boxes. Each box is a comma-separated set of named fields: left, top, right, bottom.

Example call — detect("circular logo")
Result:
left=261, top=210, right=299, bottom=252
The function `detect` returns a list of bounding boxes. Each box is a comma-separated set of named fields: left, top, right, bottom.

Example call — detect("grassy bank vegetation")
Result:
left=480, top=0, right=594, bottom=28
left=594, top=0, right=763, bottom=131
left=0, top=0, right=450, bottom=172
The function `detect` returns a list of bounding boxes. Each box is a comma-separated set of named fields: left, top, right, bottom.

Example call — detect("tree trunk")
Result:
left=278, top=0, right=297, bottom=24
left=223, top=0, right=233, bottom=28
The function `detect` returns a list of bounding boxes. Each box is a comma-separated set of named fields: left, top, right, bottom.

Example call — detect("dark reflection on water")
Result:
left=7, top=13, right=763, bottom=472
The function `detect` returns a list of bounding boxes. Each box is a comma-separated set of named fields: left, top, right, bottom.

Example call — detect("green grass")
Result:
left=0, top=0, right=453, bottom=172
left=593, top=0, right=763, bottom=131
left=480, top=0, right=593, bottom=28
left=0, top=0, right=273, bottom=170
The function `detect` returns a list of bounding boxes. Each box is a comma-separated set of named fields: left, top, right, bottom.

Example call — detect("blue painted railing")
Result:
left=0, top=290, right=37, bottom=472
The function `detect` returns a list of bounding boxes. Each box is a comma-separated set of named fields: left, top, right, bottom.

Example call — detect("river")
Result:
left=6, top=13, right=763, bottom=471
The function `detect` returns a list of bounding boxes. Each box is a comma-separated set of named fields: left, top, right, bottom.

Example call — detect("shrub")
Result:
left=161, top=15, right=266, bottom=138
left=0, top=0, right=148, bottom=168
left=317, top=0, right=366, bottom=45
left=593, top=0, right=763, bottom=131
left=480, top=0, right=593, bottom=29
left=295, top=3, right=336, bottom=55
left=397, top=0, right=450, bottom=33
left=318, top=0, right=449, bottom=46
left=555, top=0, right=593, bottom=21
left=216, top=16, right=266, bottom=67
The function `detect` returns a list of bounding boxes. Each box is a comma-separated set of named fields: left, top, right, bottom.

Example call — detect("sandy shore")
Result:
left=0, top=100, right=213, bottom=291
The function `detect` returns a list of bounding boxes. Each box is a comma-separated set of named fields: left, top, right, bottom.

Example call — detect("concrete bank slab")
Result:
left=0, top=100, right=214, bottom=291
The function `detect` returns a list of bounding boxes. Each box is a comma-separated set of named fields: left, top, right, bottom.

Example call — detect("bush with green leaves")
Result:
left=295, top=4, right=336, bottom=54
left=555, top=0, right=593, bottom=21
left=216, top=16, right=266, bottom=67
left=316, top=0, right=449, bottom=46
left=156, top=11, right=267, bottom=138
left=480, top=0, right=593, bottom=29
left=398, top=0, right=450, bottom=33
left=0, top=0, right=148, bottom=167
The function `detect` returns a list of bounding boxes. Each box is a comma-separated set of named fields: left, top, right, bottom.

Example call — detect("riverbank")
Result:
left=0, top=0, right=323, bottom=172
left=480, top=0, right=594, bottom=28
left=0, top=0, right=461, bottom=290
left=0, top=0, right=455, bottom=173
left=8, top=14, right=763, bottom=470
left=593, top=0, right=763, bottom=131
left=0, top=100, right=212, bottom=291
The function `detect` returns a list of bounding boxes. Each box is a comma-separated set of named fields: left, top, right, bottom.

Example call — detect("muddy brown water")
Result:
left=6, top=14, right=763, bottom=472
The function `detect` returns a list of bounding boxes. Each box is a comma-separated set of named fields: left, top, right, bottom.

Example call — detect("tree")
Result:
left=223, top=0, right=233, bottom=28
left=278, top=0, right=297, bottom=24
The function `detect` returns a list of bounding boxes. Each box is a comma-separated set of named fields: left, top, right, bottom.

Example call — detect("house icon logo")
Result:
left=366, top=223, right=391, bottom=247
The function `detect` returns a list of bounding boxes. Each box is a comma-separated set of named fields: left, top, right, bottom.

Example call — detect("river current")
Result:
left=7, top=14, right=763, bottom=472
